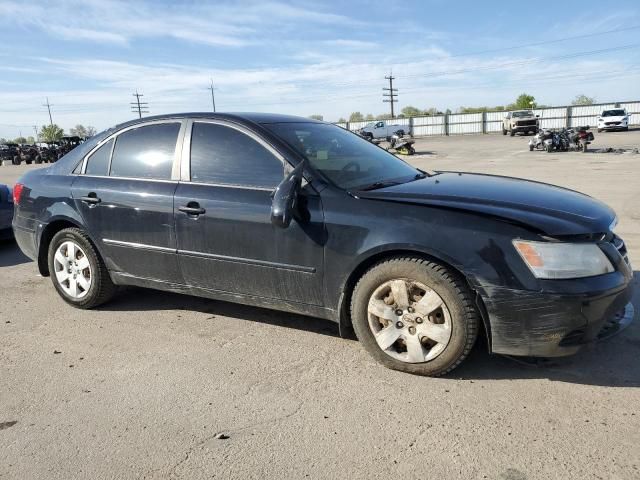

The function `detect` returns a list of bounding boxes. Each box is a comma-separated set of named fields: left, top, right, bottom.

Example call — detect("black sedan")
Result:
left=11, top=113, right=634, bottom=376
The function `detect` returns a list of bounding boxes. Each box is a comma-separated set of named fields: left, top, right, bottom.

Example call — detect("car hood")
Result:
left=356, top=172, right=615, bottom=236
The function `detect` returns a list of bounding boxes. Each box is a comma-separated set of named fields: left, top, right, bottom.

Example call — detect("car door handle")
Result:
left=80, top=194, right=101, bottom=204
left=179, top=204, right=206, bottom=215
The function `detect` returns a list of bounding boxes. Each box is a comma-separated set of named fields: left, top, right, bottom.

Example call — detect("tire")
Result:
left=47, top=228, right=116, bottom=309
left=546, top=145, right=553, bottom=153
left=509, top=129, right=515, bottom=137
left=582, top=143, right=588, bottom=153
left=529, top=144, right=534, bottom=151
left=623, top=127, right=629, bottom=132
left=502, top=127, right=507, bottom=136
left=597, top=128, right=602, bottom=133
left=13, top=156, right=20, bottom=165
left=350, top=257, right=478, bottom=377
left=35, top=156, right=42, bottom=164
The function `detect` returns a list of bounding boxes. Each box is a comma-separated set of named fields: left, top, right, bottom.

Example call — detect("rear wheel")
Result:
left=350, top=257, right=478, bottom=376
left=48, top=228, right=116, bottom=309
left=13, top=156, right=20, bottom=165
left=509, top=129, right=515, bottom=137
left=529, top=144, right=534, bottom=151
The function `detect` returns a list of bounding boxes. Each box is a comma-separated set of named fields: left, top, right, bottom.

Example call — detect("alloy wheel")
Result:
left=53, top=241, right=92, bottom=299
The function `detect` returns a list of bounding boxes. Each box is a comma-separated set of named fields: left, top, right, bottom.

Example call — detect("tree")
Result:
left=40, top=124, right=64, bottom=143
left=0, top=138, right=6, bottom=144
left=508, top=93, right=537, bottom=110
left=349, top=112, right=364, bottom=122
left=14, top=136, right=27, bottom=144
left=69, top=124, right=96, bottom=138
left=364, top=114, right=375, bottom=121
left=423, top=107, right=440, bottom=116
left=375, top=113, right=392, bottom=120
left=337, top=117, right=347, bottom=123
left=571, top=94, right=595, bottom=106
left=26, top=136, right=35, bottom=144
left=308, top=115, right=323, bottom=121
left=401, top=106, right=423, bottom=117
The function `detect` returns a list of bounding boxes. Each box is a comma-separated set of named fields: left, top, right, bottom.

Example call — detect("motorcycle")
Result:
left=387, top=132, right=415, bottom=155
left=566, top=126, right=594, bottom=153
left=529, top=129, right=553, bottom=151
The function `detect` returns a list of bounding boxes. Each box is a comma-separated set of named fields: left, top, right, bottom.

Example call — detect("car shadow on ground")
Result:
left=102, top=275, right=639, bottom=388
left=0, top=239, right=31, bottom=268
left=103, top=287, right=341, bottom=338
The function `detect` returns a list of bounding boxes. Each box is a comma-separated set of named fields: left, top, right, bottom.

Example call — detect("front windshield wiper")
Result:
left=356, top=180, right=403, bottom=191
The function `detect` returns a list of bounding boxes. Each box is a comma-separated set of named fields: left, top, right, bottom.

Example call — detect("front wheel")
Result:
left=582, top=142, right=588, bottom=153
left=350, top=257, right=478, bottom=376
left=48, top=228, right=116, bottom=309
left=502, top=127, right=507, bottom=135
left=509, top=129, right=515, bottom=137
left=529, top=144, right=534, bottom=151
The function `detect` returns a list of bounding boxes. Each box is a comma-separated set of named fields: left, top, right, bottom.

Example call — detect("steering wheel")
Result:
left=341, top=161, right=360, bottom=172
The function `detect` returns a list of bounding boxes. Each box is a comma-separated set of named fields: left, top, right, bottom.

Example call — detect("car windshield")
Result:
left=512, top=111, right=533, bottom=118
left=602, top=109, right=625, bottom=117
left=264, top=122, right=420, bottom=190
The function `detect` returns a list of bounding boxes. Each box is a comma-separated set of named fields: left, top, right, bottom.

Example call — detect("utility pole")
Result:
left=42, top=97, right=54, bottom=126
left=208, top=78, right=217, bottom=113
left=130, top=90, right=149, bottom=119
left=382, top=73, right=398, bottom=119
left=33, top=125, right=39, bottom=143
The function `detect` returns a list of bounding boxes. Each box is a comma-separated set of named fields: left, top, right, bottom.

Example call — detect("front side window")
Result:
left=84, top=139, right=113, bottom=176
left=110, top=123, right=180, bottom=180
left=190, top=122, right=284, bottom=188
left=264, top=122, right=419, bottom=190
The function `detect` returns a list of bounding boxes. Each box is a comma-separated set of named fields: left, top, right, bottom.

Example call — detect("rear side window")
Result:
left=110, top=123, right=180, bottom=180
left=84, top=139, right=113, bottom=176
left=190, top=122, right=284, bottom=187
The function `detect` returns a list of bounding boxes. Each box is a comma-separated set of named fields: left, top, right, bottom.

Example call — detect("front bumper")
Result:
left=481, top=282, right=634, bottom=357
left=599, top=121, right=628, bottom=130
left=478, top=241, right=634, bottom=357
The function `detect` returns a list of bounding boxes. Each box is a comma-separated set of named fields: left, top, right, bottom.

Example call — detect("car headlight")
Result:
left=513, top=240, right=614, bottom=279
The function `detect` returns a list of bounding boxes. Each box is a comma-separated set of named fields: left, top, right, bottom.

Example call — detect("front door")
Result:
left=71, top=121, right=184, bottom=282
left=174, top=120, right=325, bottom=306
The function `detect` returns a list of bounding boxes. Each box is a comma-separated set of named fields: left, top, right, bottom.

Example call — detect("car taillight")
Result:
left=13, top=183, right=24, bottom=205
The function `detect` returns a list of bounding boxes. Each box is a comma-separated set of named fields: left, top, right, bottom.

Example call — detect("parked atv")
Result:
left=387, top=133, right=416, bottom=155
left=13, top=146, right=41, bottom=165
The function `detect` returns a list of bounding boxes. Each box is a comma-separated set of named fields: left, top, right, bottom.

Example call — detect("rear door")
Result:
left=71, top=120, right=185, bottom=282
left=174, top=119, right=325, bottom=305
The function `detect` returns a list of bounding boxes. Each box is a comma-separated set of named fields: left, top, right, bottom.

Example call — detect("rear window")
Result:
left=110, top=123, right=180, bottom=180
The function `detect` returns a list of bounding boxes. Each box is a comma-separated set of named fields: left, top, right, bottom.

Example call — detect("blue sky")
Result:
left=1, top=0, right=639, bottom=138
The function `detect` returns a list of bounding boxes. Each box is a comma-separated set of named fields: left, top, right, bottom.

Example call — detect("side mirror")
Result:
left=271, top=160, right=305, bottom=229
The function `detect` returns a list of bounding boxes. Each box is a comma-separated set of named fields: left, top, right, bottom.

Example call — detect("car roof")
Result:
left=113, top=112, right=323, bottom=131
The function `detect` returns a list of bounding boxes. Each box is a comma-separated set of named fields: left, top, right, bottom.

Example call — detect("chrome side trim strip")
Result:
left=178, top=249, right=316, bottom=273
left=102, top=238, right=176, bottom=253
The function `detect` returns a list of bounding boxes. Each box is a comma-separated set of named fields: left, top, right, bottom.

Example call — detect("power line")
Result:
left=42, top=97, right=53, bottom=125
left=130, top=90, right=149, bottom=118
left=383, top=72, right=397, bottom=118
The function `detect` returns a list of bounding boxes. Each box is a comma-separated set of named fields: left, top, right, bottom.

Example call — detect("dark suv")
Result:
left=12, top=113, right=634, bottom=376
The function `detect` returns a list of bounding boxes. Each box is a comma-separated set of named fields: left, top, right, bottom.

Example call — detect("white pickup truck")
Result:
left=358, top=120, right=409, bottom=139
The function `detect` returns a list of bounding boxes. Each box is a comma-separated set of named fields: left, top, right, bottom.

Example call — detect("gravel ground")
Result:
left=1, top=130, right=639, bottom=479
